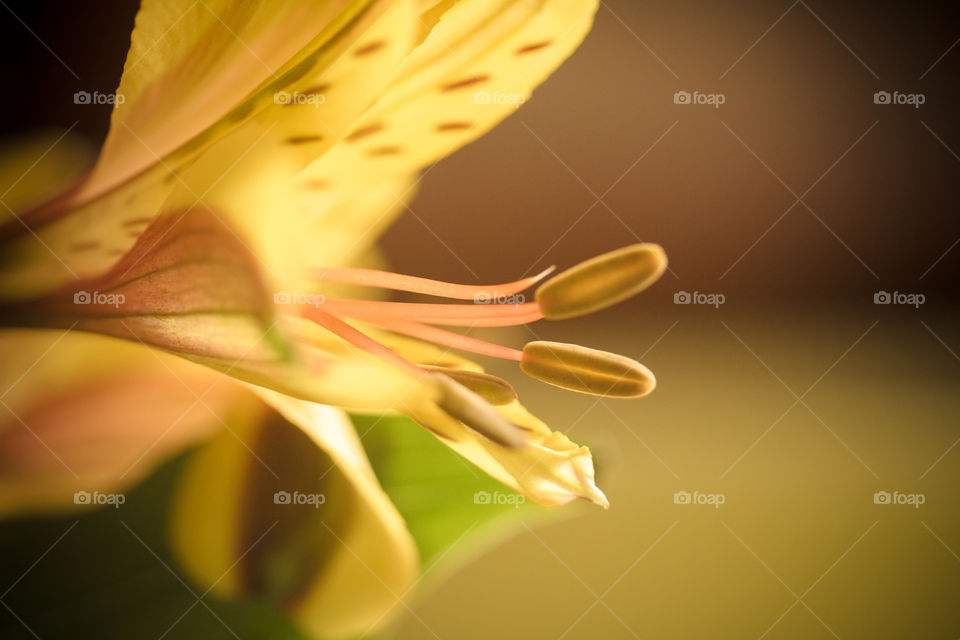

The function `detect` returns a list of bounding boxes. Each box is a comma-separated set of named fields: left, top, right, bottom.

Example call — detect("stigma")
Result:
left=293, top=244, right=667, bottom=443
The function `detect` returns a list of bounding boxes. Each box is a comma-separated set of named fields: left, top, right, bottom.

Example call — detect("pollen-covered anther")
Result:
left=433, top=374, right=526, bottom=447
left=520, top=341, right=656, bottom=398
left=535, top=243, right=668, bottom=320
left=423, top=365, right=517, bottom=406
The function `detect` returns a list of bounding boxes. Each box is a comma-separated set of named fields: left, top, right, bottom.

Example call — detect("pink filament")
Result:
left=371, top=319, right=524, bottom=361
left=317, top=299, right=544, bottom=327
left=310, top=266, right=554, bottom=300
left=297, top=264, right=552, bottom=366
left=303, top=307, right=424, bottom=376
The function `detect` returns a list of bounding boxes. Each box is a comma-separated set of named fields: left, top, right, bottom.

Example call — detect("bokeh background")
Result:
left=2, top=1, right=959, bottom=638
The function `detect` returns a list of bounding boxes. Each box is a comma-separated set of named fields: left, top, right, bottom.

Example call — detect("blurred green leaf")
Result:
left=355, top=413, right=535, bottom=571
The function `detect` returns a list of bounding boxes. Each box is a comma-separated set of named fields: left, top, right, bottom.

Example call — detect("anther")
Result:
left=535, top=244, right=667, bottom=320
left=434, top=375, right=526, bottom=447
left=423, top=366, right=518, bottom=405
left=520, top=341, right=656, bottom=398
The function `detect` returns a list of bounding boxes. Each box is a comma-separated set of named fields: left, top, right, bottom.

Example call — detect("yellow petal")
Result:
left=169, top=394, right=417, bottom=638
left=308, top=0, right=600, bottom=187
left=167, top=1, right=423, bottom=286
left=407, top=394, right=609, bottom=508
left=77, top=0, right=395, bottom=203
left=247, top=0, right=601, bottom=290
left=0, top=1, right=418, bottom=295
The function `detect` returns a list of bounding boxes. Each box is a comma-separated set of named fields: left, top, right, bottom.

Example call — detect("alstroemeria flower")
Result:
left=1, top=0, right=667, bottom=633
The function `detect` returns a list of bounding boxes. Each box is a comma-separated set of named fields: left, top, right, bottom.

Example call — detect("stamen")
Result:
left=301, top=310, right=523, bottom=445
left=519, top=341, right=656, bottom=398
left=368, top=319, right=523, bottom=361
left=433, top=375, right=526, bottom=447
left=304, top=307, right=424, bottom=377
left=535, top=243, right=667, bottom=320
left=422, top=366, right=517, bottom=405
left=311, top=266, right=554, bottom=300
left=316, top=299, right=544, bottom=327
left=297, top=245, right=668, bottom=408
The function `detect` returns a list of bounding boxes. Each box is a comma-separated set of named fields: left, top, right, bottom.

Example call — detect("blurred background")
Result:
left=2, top=0, right=959, bottom=638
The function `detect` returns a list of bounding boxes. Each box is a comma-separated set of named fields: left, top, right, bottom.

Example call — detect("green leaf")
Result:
left=355, top=413, right=537, bottom=571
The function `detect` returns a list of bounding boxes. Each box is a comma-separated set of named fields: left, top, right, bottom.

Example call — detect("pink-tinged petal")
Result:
left=0, top=331, right=243, bottom=516
left=2, top=206, right=285, bottom=364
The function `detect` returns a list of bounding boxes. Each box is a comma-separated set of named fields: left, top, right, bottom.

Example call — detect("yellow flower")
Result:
left=0, top=0, right=666, bottom=636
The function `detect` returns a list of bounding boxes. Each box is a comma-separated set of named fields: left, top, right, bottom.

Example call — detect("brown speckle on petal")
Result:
left=345, top=123, right=384, bottom=142
left=286, top=135, right=324, bottom=145
left=367, top=146, right=402, bottom=157
left=436, top=122, right=473, bottom=132
left=441, top=75, right=490, bottom=92
left=516, top=40, right=553, bottom=55
left=353, top=40, right=386, bottom=57
left=300, top=83, right=329, bottom=96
